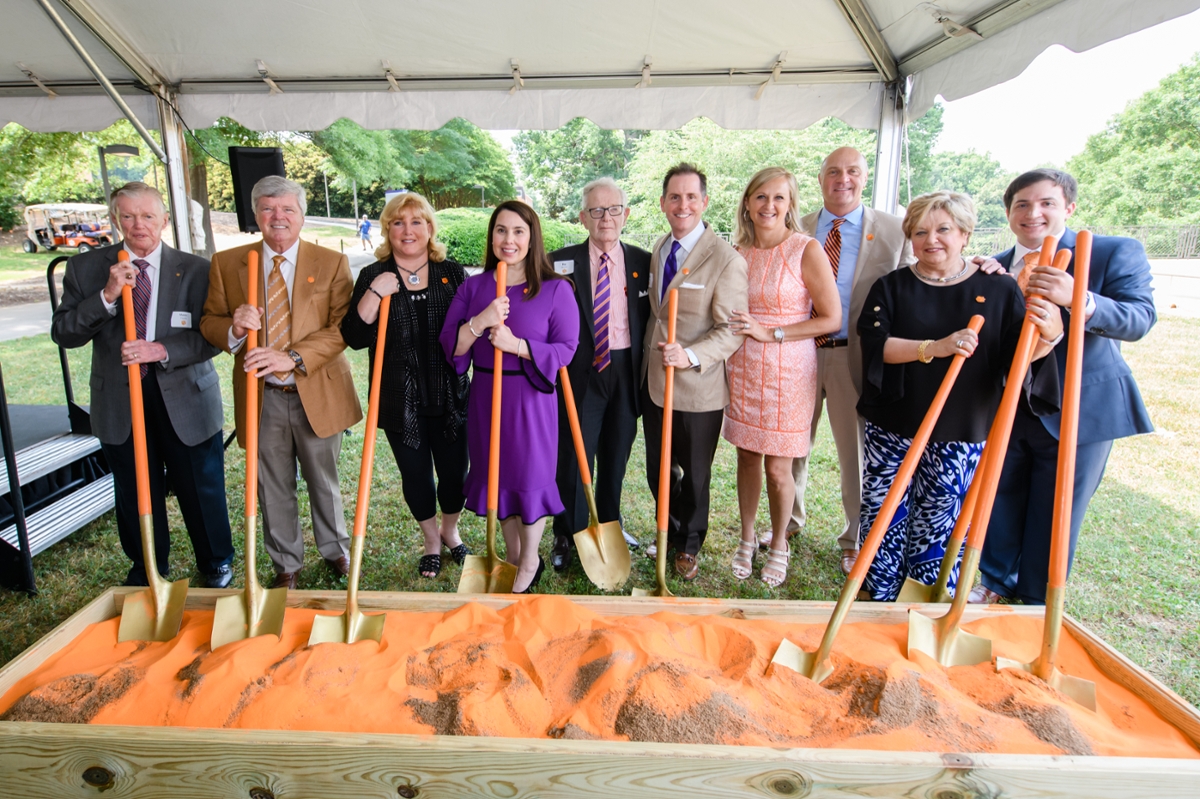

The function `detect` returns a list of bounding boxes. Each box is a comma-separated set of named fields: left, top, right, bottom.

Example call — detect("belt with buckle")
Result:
left=818, top=338, right=848, bottom=349
left=264, top=383, right=298, bottom=393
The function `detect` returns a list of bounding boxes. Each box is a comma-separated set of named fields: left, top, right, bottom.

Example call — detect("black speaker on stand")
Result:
left=228, top=147, right=286, bottom=233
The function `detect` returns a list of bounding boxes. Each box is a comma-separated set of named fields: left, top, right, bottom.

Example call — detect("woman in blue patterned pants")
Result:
left=854, top=191, right=1062, bottom=601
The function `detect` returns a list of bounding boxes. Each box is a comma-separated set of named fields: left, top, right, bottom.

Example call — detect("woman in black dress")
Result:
left=341, top=192, right=470, bottom=578
left=856, top=191, right=1062, bottom=601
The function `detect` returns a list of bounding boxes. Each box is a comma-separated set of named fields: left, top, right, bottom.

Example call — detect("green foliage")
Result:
left=925, top=150, right=1016, bottom=228
left=434, top=206, right=585, bottom=266
left=902, top=103, right=944, bottom=202
left=1068, top=53, right=1200, bottom=226
left=621, top=117, right=877, bottom=235
left=513, top=119, right=638, bottom=220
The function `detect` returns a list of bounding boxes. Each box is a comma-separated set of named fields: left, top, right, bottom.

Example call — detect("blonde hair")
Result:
left=373, top=192, right=447, bottom=262
left=902, top=191, right=977, bottom=241
left=733, top=167, right=802, bottom=248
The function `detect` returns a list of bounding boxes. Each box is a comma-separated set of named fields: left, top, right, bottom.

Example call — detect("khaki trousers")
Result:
left=258, top=388, right=349, bottom=574
left=789, top=345, right=865, bottom=552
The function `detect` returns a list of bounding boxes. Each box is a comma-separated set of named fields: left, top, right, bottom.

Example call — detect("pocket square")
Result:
left=638, top=290, right=649, bottom=298
left=680, top=282, right=705, bottom=289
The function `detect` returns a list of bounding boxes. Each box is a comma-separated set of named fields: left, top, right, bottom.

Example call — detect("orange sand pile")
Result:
left=1, top=596, right=1195, bottom=758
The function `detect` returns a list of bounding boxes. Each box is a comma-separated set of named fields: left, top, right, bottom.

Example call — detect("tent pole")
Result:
left=157, top=93, right=195, bottom=254
left=871, top=79, right=907, bottom=215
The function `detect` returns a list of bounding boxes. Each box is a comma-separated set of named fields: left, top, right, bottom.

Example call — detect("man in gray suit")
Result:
left=52, top=182, right=234, bottom=588
left=782, top=148, right=913, bottom=575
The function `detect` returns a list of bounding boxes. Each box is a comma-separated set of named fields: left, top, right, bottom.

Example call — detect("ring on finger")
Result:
left=956, top=340, right=963, bottom=348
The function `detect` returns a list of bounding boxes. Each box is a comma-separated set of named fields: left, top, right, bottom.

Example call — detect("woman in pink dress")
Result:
left=725, top=167, right=841, bottom=586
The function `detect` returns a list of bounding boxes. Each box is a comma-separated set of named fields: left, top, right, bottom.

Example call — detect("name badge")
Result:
left=554, top=260, right=574, bottom=275
left=170, top=311, right=193, bottom=329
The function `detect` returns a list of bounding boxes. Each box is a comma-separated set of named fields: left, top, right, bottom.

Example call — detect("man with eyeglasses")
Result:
left=548, top=177, right=651, bottom=573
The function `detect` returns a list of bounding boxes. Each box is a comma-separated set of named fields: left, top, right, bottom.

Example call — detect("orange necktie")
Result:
left=267, top=255, right=293, bottom=380
left=1017, top=250, right=1039, bottom=294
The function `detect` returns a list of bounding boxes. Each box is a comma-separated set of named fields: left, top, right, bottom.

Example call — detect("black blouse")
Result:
left=857, top=267, right=1035, bottom=443
left=341, top=259, right=470, bottom=449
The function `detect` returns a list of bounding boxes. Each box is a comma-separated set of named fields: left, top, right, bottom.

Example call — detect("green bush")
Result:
left=0, top=199, right=21, bottom=231
left=434, top=207, right=586, bottom=265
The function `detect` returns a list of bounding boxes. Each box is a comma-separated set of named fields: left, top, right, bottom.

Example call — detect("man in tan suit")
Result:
left=201, top=176, right=362, bottom=589
left=642, top=163, right=749, bottom=580
left=781, top=148, right=913, bottom=575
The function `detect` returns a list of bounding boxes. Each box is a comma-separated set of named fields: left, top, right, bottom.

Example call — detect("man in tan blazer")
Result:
left=781, top=147, right=913, bottom=575
left=642, top=163, right=749, bottom=580
left=201, top=176, right=362, bottom=589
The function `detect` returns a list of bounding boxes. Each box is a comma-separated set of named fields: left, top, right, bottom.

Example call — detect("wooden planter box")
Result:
left=1, top=588, right=1197, bottom=798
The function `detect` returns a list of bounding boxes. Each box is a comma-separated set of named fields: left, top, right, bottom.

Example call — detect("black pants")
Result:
left=553, top=349, right=639, bottom=541
left=101, top=370, right=234, bottom=580
left=641, top=386, right=724, bottom=556
left=384, top=416, right=468, bottom=522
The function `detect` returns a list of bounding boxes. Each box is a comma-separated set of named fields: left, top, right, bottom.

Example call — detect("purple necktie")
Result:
left=593, top=253, right=612, bottom=372
left=131, top=258, right=152, bottom=380
left=661, top=240, right=682, bottom=300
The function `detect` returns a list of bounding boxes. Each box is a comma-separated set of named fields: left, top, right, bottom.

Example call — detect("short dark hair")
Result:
left=1003, top=169, right=1078, bottom=211
left=483, top=200, right=562, bottom=299
left=661, top=163, right=707, bottom=198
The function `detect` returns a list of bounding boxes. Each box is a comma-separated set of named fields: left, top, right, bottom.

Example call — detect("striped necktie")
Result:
left=267, top=255, right=293, bottom=380
left=593, top=252, right=612, bottom=372
left=1018, top=251, right=1039, bottom=294
left=814, top=218, right=844, bottom=348
left=131, top=258, right=152, bottom=380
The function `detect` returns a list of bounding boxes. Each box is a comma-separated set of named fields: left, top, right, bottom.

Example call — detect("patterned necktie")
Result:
left=267, top=255, right=293, bottom=380
left=593, top=253, right=612, bottom=372
left=661, top=240, right=682, bottom=300
left=131, top=258, right=152, bottom=380
left=814, top=218, right=845, bottom=348
left=1018, top=251, right=1039, bottom=294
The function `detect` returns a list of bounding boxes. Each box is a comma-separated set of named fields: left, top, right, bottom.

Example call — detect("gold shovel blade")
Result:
left=631, top=529, right=673, bottom=597
left=766, top=638, right=832, bottom=683
left=308, top=607, right=386, bottom=645
left=458, top=553, right=517, bottom=594
left=211, top=586, right=288, bottom=651
left=117, top=578, right=188, bottom=643
left=897, top=576, right=951, bottom=604
left=574, top=519, right=630, bottom=590
left=906, top=608, right=994, bottom=667
left=995, top=657, right=1097, bottom=711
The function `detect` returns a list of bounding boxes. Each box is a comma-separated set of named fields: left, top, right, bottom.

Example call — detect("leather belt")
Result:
left=818, top=338, right=849, bottom=349
left=264, top=383, right=298, bottom=393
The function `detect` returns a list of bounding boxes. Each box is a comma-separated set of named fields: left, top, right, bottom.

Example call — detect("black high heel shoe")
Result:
left=513, top=556, right=545, bottom=594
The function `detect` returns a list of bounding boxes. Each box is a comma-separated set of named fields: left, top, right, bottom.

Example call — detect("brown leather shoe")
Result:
left=325, top=555, right=350, bottom=577
left=840, top=549, right=858, bottom=576
left=271, top=571, right=299, bottom=589
left=674, top=552, right=699, bottom=581
left=968, top=584, right=1004, bottom=604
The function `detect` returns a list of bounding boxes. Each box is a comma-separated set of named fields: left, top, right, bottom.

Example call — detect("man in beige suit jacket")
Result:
left=642, top=163, right=749, bottom=580
left=201, top=176, right=362, bottom=589
left=782, top=148, right=913, bottom=575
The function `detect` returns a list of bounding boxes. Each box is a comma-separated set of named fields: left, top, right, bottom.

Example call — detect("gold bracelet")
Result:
left=917, top=339, right=935, bottom=363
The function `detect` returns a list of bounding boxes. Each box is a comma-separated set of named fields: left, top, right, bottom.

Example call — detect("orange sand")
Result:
left=1, top=596, right=1195, bottom=758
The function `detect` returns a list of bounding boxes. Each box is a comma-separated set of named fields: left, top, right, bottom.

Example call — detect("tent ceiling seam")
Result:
left=59, top=0, right=166, bottom=93
left=898, top=0, right=1070, bottom=75
left=833, top=0, right=899, bottom=83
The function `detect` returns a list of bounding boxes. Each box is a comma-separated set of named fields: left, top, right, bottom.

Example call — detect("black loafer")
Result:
left=203, top=564, right=233, bottom=589
left=550, top=535, right=572, bottom=572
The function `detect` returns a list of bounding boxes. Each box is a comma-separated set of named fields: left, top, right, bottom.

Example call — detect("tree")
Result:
left=926, top=150, right=1015, bottom=228
left=1067, top=53, right=1200, bottom=225
left=513, top=119, right=634, bottom=220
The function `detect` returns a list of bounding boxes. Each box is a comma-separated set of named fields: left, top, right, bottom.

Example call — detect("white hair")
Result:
left=108, top=181, right=166, bottom=222
left=580, top=176, right=628, bottom=212
left=251, top=175, right=307, bottom=216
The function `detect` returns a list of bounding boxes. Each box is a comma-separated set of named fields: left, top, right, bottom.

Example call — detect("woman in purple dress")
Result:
left=440, top=201, right=580, bottom=593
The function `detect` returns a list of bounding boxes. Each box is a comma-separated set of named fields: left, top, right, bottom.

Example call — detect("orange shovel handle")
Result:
left=558, top=367, right=592, bottom=487
left=244, top=251, right=259, bottom=516
left=486, top=262, right=507, bottom=512
left=1048, top=233, right=1090, bottom=587
left=351, top=293, right=390, bottom=539
left=118, top=252, right=152, bottom=517
left=849, top=313, right=985, bottom=582
left=657, top=289, right=678, bottom=533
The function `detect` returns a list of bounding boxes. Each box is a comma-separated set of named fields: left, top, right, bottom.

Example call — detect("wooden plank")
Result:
left=1065, top=616, right=1200, bottom=749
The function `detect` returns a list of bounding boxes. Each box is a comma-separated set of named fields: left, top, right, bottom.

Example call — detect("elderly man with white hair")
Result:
left=201, top=176, right=361, bottom=589
left=53, top=181, right=235, bottom=588
left=547, top=177, right=650, bottom=573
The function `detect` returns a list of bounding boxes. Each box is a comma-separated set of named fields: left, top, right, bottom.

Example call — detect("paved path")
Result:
left=0, top=301, right=52, bottom=341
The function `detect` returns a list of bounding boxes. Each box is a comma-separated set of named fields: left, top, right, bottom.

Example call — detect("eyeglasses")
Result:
left=585, top=205, right=625, bottom=219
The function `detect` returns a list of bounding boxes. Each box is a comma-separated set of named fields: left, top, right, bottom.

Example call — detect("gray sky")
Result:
left=936, top=8, right=1200, bottom=170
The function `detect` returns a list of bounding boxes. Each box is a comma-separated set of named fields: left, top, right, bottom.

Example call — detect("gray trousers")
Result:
left=789, top=345, right=866, bottom=552
left=259, top=388, right=349, bottom=573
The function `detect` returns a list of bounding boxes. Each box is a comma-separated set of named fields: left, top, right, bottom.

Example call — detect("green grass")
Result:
left=0, top=317, right=1197, bottom=706
left=0, top=245, right=58, bottom=283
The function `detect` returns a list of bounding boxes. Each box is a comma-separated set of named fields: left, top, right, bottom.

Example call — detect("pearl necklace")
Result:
left=913, top=258, right=969, bottom=284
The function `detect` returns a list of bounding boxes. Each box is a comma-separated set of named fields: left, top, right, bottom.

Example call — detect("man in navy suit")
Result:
left=549, top=177, right=650, bottom=572
left=973, top=169, right=1156, bottom=605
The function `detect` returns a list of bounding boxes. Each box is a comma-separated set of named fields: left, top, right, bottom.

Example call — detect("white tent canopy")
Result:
left=3, top=0, right=1199, bottom=248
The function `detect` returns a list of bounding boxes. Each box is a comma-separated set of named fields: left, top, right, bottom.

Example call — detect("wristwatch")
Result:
left=773, top=327, right=785, bottom=342
left=287, top=349, right=307, bottom=376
